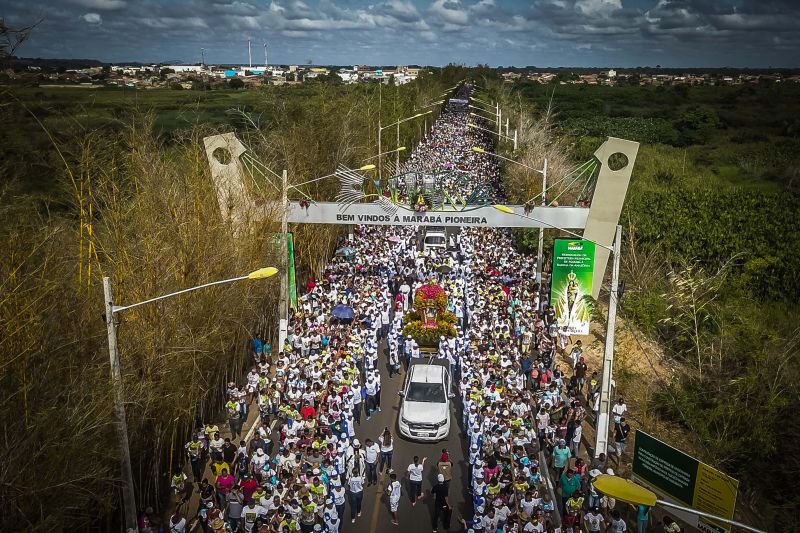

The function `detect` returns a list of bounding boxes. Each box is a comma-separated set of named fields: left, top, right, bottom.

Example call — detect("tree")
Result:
left=228, top=77, right=245, bottom=89
left=674, top=105, right=719, bottom=145
left=0, top=17, right=41, bottom=65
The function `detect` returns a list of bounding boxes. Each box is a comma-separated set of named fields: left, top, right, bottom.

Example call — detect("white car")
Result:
left=398, top=359, right=453, bottom=441
left=423, top=227, right=447, bottom=252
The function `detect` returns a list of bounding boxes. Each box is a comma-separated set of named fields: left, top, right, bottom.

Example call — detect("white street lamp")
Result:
left=103, top=266, right=278, bottom=531
left=467, top=123, right=517, bottom=151
left=379, top=111, right=433, bottom=177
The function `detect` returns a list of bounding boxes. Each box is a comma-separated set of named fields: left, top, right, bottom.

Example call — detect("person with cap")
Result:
left=330, top=481, right=346, bottom=526
left=322, top=498, right=341, bottom=532
left=587, top=468, right=602, bottom=508
left=196, top=500, right=219, bottom=533
left=430, top=472, right=451, bottom=532
left=385, top=471, right=401, bottom=525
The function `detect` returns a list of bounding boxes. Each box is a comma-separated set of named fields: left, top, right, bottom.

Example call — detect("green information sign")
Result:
left=550, top=238, right=595, bottom=334
left=633, top=430, right=739, bottom=533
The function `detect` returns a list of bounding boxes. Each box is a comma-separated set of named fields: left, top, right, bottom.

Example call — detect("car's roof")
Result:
left=408, top=360, right=446, bottom=383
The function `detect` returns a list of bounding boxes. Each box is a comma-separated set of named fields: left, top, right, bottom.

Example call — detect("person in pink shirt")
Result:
left=215, top=468, right=235, bottom=509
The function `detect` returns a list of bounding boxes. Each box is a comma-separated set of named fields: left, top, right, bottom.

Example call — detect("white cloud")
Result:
left=575, top=0, right=622, bottom=16
left=429, top=0, right=470, bottom=26
left=141, top=16, right=208, bottom=29
left=81, top=12, right=102, bottom=24
left=70, top=0, right=126, bottom=10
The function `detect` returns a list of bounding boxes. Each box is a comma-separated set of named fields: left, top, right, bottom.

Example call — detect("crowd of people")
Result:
left=160, top=85, right=634, bottom=533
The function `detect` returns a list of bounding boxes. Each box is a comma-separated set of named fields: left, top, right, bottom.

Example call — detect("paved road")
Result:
left=347, top=346, right=470, bottom=533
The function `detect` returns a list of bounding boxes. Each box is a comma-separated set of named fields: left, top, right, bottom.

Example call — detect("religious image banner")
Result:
left=550, top=239, right=595, bottom=335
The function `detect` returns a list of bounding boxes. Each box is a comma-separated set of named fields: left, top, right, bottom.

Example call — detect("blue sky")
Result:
left=3, top=0, right=798, bottom=67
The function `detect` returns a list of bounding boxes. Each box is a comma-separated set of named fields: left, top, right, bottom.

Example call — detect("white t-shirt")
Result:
left=365, top=443, right=380, bottom=463
left=242, top=505, right=266, bottom=529
left=387, top=480, right=401, bottom=501
left=379, top=437, right=393, bottom=452
left=610, top=518, right=627, bottom=533
left=348, top=475, right=364, bottom=493
left=612, top=403, right=627, bottom=420
left=524, top=521, right=544, bottom=533
left=407, top=462, right=424, bottom=481
left=169, top=517, right=186, bottom=533
left=584, top=512, right=604, bottom=532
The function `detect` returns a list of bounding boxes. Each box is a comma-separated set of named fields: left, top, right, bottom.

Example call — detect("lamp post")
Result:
left=103, top=266, right=278, bottom=532
left=593, top=475, right=766, bottom=533
left=492, top=204, right=620, bottom=458
left=473, top=147, right=547, bottom=286
left=467, top=123, right=517, bottom=151
left=288, top=164, right=376, bottom=191
left=414, top=99, right=445, bottom=112
left=379, top=111, right=432, bottom=177
left=363, top=147, right=405, bottom=162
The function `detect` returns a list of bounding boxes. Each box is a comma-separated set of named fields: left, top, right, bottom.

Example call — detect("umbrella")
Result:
left=331, top=304, right=355, bottom=320
left=438, top=264, right=453, bottom=274
left=388, top=236, right=401, bottom=243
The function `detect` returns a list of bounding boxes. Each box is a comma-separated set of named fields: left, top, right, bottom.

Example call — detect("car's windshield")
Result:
left=425, top=236, right=446, bottom=245
left=406, top=382, right=446, bottom=403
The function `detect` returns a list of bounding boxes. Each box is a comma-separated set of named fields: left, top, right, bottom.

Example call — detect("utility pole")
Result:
left=595, top=225, right=622, bottom=457
left=200, top=47, right=205, bottom=67
left=513, top=129, right=518, bottom=152
left=505, top=117, right=509, bottom=137
left=103, top=277, right=138, bottom=533
left=279, top=170, right=288, bottom=355
left=536, top=159, right=548, bottom=294
left=378, top=83, right=382, bottom=182
left=498, top=106, right=502, bottom=136
left=248, top=39, right=252, bottom=68
left=396, top=120, right=401, bottom=174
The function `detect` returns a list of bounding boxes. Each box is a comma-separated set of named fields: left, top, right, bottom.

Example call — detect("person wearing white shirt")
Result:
left=385, top=472, right=402, bottom=525
left=347, top=465, right=365, bottom=523
left=406, top=456, right=426, bottom=505
left=331, top=485, right=346, bottom=523
left=612, top=398, right=627, bottom=423
left=364, top=438, right=380, bottom=486
left=322, top=499, right=341, bottom=533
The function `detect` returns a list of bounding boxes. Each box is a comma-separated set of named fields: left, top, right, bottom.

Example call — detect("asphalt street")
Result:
left=347, top=349, right=470, bottom=533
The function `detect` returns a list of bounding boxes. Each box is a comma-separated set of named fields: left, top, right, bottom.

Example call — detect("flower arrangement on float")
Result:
left=402, top=282, right=457, bottom=347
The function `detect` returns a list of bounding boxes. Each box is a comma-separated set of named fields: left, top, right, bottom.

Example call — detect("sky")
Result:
left=3, top=0, right=799, bottom=67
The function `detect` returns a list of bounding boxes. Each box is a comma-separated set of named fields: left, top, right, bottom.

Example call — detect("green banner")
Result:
left=550, top=238, right=595, bottom=334
left=287, top=232, right=298, bottom=310
left=633, top=430, right=739, bottom=533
